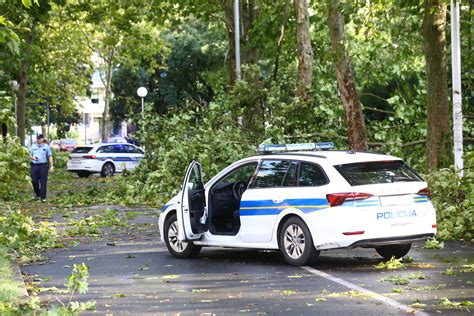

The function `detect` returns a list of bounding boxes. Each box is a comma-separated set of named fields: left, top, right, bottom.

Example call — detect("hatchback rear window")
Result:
left=61, top=139, right=76, bottom=144
left=72, top=147, right=93, bottom=154
left=335, top=160, right=422, bottom=186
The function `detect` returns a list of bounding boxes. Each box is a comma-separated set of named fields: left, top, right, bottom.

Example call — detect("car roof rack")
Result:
left=258, top=142, right=334, bottom=154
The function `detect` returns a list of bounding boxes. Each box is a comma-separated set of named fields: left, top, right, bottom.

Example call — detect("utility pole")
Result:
left=234, top=0, right=241, bottom=80
left=450, top=0, right=463, bottom=177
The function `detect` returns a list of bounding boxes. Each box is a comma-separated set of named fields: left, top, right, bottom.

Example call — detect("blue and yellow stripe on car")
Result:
left=341, top=199, right=380, bottom=207
left=414, top=195, right=429, bottom=203
left=239, top=198, right=329, bottom=216
left=96, top=156, right=142, bottom=161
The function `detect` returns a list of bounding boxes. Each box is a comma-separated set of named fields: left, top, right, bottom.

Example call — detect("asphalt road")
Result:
left=23, top=207, right=474, bottom=315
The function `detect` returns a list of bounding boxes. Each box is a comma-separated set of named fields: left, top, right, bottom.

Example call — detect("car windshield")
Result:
left=334, top=160, right=422, bottom=186
left=72, top=147, right=93, bottom=154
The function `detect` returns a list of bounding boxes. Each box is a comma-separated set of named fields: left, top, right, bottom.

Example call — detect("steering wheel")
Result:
left=232, top=181, right=247, bottom=201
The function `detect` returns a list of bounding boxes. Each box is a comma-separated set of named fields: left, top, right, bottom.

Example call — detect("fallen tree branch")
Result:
left=362, top=107, right=395, bottom=114
left=284, top=133, right=474, bottom=148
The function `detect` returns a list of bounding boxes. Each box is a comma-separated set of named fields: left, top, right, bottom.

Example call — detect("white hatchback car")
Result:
left=67, top=143, right=144, bottom=178
left=158, top=143, right=437, bottom=265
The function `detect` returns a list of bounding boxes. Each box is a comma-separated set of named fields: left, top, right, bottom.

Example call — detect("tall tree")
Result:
left=327, top=0, right=367, bottom=150
left=294, top=0, right=313, bottom=102
left=15, top=23, right=36, bottom=145
left=221, top=0, right=237, bottom=84
left=422, top=0, right=450, bottom=170
left=69, top=1, right=162, bottom=141
left=13, top=0, right=56, bottom=145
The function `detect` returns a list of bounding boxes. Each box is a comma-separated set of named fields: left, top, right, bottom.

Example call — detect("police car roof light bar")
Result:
left=258, top=142, right=334, bottom=153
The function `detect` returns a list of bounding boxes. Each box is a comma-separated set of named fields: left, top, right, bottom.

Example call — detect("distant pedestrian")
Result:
left=29, top=134, right=54, bottom=202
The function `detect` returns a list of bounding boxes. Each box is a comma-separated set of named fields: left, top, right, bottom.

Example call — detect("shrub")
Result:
left=426, top=151, right=473, bottom=241
left=0, top=209, right=59, bottom=263
left=0, top=137, right=30, bottom=201
left=124, top=103, right=257, bottom=206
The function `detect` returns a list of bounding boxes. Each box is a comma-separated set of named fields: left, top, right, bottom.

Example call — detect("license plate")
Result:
left=70, top=161, right=81, bottom=164
left=380, top=195, right=413, bottom=206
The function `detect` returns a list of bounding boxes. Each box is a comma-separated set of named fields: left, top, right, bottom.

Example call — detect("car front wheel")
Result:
left=101, top=162, right=115, bottom=177
left=375, top=243, right=412, bottom=259
left=164, top=214, right=201, bottom=258
left=279, top=216, right=319, bottom=266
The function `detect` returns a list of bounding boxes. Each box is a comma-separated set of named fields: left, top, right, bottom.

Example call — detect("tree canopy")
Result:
left=0, top=0, right=471, bottom=172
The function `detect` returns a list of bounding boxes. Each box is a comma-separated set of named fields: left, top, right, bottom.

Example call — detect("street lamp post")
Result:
left=136, top=87, right=148, bottom=120
left=11, top=80, right=19, bottom=136
left=83, top=111, right=87, bottom=145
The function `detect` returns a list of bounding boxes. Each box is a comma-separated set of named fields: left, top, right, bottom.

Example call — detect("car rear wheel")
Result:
left=101, top=162, right=115, bottom=177
left=279, top=216, right=319, bottom=266
left=375, top=243, right=412, bottom=259
left=164, top=214, right=201, bottom=258
left=77, top=171, right=90, bottom=178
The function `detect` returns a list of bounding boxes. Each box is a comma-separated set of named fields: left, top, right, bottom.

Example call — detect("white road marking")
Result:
left=301, top=266, right=429, bottom=315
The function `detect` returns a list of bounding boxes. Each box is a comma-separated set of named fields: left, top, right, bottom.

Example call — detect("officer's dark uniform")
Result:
left=30, top=141, right=52, bottom=199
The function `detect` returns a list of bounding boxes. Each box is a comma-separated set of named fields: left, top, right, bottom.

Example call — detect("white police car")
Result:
left=158, top=142, right=436, bottom=265
left=67, top=143, right=144, bottom=178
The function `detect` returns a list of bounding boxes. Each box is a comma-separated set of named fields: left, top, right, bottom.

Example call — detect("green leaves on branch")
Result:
left=66, top=263, right=89, bottom=295
left=427, top=152, right=474, bottom=241
left=0, top=209, right=59, bottom=263
left=0, top=137, right=30, bottom=201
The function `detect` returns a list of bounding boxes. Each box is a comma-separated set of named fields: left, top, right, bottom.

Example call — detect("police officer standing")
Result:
left=30, top=134, right=54, bottom=202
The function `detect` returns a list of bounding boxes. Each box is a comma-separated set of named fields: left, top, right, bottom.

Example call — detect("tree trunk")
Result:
left=241, top=0, right=259, bottom=65
left=422, top=0, right=450, bottom=170
left=16, top=24, right=36, bottom=146
left=221, top=0, right=237, bottom=84
left=327, top=0, right=368, bottom=150
left=101, top=48, right=115, bottom=142
left=273, top=2, right=290, bottom=81
left=294, top=0, right=313, bottom=102
left=1, top=123, right=7, bottom=139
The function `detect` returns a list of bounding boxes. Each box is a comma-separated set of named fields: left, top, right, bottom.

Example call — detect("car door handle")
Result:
left=272, top=199, right=284, bottom=204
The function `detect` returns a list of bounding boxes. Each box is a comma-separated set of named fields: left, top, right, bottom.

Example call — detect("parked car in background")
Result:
left=50, top=140, right=60, bottom=150
left=67, top=143, right=145, bottom=178
left=60, top=139, right=77, bottom=152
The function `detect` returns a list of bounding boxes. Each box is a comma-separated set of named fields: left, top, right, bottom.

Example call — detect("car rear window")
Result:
left=61, top=139, right=76, bottom=144
left=72, top=147, right=93, bottom=154
left=335, top=160, right=422, bottom=186
left=298, top=162, right=328, bottom=186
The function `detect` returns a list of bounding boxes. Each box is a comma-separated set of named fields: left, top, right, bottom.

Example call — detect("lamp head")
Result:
left=137, top=87, right=148, bottom=98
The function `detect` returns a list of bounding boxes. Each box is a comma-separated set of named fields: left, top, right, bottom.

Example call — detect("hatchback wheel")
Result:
left=77, top=171, right=90, bottom=178
left=164, top=214, right=201, bottom=258
left=279, top=216, right=319, bottom=266
left=101, top=162, right=115, bottom=177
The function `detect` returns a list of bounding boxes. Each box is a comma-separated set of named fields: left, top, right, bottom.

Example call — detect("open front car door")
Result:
left=177, top=160, right=208, bottom=241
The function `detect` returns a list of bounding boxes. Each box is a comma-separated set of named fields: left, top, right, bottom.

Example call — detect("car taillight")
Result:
left=83, top=155, right=96, bottom=159
left=417, top=188, right=430, bottom=197
left=326, top=192, right=373, bottom=207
